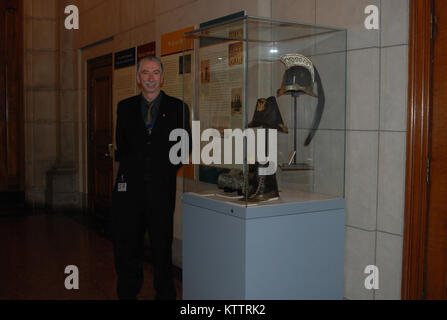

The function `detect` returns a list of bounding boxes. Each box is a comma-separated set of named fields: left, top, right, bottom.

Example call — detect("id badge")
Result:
left=117, top=182, right=127, bottom=192
left=117, top=174, right=127, bottom=192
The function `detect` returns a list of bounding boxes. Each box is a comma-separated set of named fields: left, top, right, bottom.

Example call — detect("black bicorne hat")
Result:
left=248, top=96, right=288, bottom=133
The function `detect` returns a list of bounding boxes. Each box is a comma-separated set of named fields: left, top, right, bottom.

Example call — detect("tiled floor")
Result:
left=0, top=211, right=182, bottom=300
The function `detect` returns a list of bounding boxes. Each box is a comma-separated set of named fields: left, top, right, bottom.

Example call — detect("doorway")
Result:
left=402, top=0, right=447, bottom=299
left=87, top=54, right=114, bottom=232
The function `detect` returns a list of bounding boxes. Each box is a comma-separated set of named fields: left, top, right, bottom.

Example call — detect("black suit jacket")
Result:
left=113, top=91, right=191, bottom=213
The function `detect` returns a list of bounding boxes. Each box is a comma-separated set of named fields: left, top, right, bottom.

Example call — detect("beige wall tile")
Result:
left=155, top=0, right=237, bottom=39
left=377, top=132, right=406, bottom=235
left=97, top=0, right=120, bottom=38
left=33, top=90, right=57, bottom=121
left=24, top=18, right=33, bottom=50
left=79, top=0, right=119, bottom=48
left=229, top=0, right=260, bottom=16
left=344, top=227, right=375, bottom=300
left=380, top=45, right=408, bottom=131
left=60, top=0, right=80, bottom=11
left=347, top=48, right=380, bottom=130
left=24, top=123, right=34, bottom=163
left=61, top=51, right=77, bottom=90
left=381, top=0, right=409, bottom=46
left=32, top=19, right=57, bottom=50
left=345, top=130, right=378, bottom=231
left=316, top=0, right=380, bottom=50
left=73, top=20, right=82, bottom=49
left=130, top=22, right=156, bottom=48
left=375, top=232, right=403, bottom=300
left=24, top=90, right=34, bottom=122
left=119, top=0, right=137, bottom=32
left=113, top=31, right=132, bottom=53
left=314, top=130, right=345, bottom=197
left=79, top=0, right=106, bottom=13
left=33, top=123, right=57, bottom=161
left=272, top=0, right=315, bottom=24
left=79, top=8, right=97, bottom=47
left=24, top=52, right=33, bottom=88
left=257, top=0, right=271, bottom=17
left=31, top=0, right=57, bottom=19
left=32, top=51, right=57, bottom=88
left=61, top=90, right=77, bottom=122
left=61, top=123, right=75, bottom=162
left=155, top=0, right=196, bottom=15
left=155, top=2, right=199, bottom=38
left=60, top=23, right=75, bottom=51
left=135, top=0, right=156, bottom=27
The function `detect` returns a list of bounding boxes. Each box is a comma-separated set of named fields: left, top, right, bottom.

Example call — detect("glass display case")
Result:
left=181, top=15, right=346, bottom=300
left=182, top=15, right=347, bottom=207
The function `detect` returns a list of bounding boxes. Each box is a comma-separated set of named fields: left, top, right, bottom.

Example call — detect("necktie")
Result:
left=145, top=101, right=154, bottom=125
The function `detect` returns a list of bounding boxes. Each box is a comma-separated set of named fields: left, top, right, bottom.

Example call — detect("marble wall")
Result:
left=269, top=0, right=408, bottom=300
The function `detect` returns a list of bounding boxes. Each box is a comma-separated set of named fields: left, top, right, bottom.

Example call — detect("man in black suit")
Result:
left=112, top=56, right=190, bottom=300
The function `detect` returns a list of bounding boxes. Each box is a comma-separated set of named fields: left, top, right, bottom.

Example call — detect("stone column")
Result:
left=23, top=0, right=58, bottom=208
left=45, top=0, right=80, bottom=210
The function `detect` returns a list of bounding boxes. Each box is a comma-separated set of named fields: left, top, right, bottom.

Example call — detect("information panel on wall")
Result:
left=113, top=47, right=137, bottom=110
left=160, top=26, right=195, bottom=107
left=161, top=27, right=195, bottom=178
left=137, top=41, right=156, bottom=62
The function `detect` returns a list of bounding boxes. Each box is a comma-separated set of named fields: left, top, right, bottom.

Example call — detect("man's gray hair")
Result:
left=136, top=56, right=164, bottom=74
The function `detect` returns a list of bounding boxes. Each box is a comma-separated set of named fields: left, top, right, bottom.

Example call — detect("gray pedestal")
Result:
left=182, top=192, right=345, bottom=300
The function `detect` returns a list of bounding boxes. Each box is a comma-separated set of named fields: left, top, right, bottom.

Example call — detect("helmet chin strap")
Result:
left=304, top=66, right=325, bottom=146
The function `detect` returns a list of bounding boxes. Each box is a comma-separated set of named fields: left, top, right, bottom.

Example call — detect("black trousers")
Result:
left=111, top=180, right=176, bottom=300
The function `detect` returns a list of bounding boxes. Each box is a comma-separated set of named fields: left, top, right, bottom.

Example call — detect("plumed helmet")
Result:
left=276, top=53, right=325, bottom=146
left=277, top=53, right=317, bottom=97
